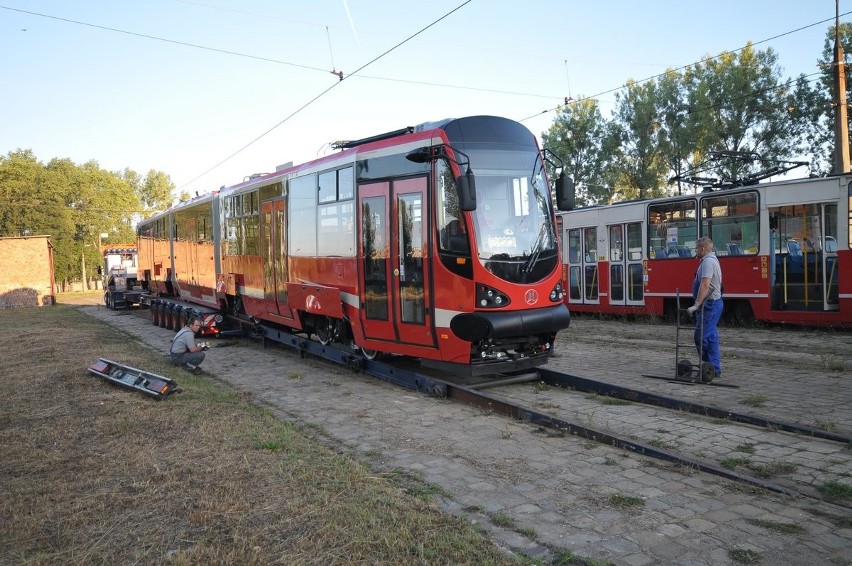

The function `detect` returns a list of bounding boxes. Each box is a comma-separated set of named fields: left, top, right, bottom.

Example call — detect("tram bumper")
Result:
left=450, top=303, right=571, bottom=342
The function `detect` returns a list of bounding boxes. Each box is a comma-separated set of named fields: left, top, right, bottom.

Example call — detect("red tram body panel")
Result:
left=559, top=174, right=852, bottom=327
left=137, top=116, right=572, bottom=374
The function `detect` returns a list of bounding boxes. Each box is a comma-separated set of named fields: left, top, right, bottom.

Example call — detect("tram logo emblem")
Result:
left=306, top=295, right=322, bottom=312
left=524, top=289, right=538, bottom=305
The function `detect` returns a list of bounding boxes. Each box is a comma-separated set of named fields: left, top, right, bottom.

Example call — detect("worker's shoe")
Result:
left=183, top=363, right=203, bottom=375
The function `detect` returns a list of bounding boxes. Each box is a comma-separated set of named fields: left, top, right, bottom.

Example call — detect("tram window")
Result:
left=318, top=202, right=355, bottom=256
left=437, top=160, right=468, bottom=254
left=701, top=192, right=757, bottom=255
left=626, top=222, right=642, bottom=261
left=318, top=171, right=337, bottom=203
left=244, top=215, right=259, bottom=255
left=648, top=200, right=696, bottom=259
left=609, top=225, right=623, bottom=262
left=338, top=167, right=354, bottom=200
left=567, top=229, right=582, bottom=263
left=289, top=174, right=318, bottom=256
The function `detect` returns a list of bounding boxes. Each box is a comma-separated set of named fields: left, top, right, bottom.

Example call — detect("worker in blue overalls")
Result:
left=687, top=237, right=724, bottom=377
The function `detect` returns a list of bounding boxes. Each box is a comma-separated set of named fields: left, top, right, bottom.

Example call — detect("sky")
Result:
left=0, top=1, right=845, bottom=198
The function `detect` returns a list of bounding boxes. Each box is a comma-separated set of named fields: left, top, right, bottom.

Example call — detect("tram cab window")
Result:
left=436, top=160, right=469, bottom=254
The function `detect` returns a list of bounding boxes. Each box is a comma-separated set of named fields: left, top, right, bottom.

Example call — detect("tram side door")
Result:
left=260, top=198, right=291, bottom=318
left=566, top=227, right=599, bottom=304
left=358, top=179, right=434, bottom=348
left=607, top=222, right=644, bottom=307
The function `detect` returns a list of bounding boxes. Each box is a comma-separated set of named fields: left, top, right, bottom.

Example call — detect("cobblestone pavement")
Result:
left=75, top=297, right=851, bottom=566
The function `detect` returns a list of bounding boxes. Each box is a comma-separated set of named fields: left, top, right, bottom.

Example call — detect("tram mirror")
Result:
left=405, top=147, right=431, bottom=163
left=457, top=169, right=477, bottom=212
left=555, top=173, right=575, bottom=211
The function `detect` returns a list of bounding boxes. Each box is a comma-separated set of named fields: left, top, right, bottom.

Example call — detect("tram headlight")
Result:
left=549, top=282, right=564, bottom=302
left=476, top=283, right=510, bottom=308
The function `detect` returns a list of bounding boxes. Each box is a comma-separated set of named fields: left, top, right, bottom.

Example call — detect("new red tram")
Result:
left=558, top=174, right=852, bottom=327
left=137, top=116, right=573, bottom=375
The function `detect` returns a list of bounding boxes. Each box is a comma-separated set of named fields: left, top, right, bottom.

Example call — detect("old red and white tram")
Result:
left=558, top=174, right=852, bottom=327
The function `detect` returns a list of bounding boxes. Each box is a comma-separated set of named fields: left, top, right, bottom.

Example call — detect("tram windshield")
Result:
left=468, top=149, right=558, bottom=283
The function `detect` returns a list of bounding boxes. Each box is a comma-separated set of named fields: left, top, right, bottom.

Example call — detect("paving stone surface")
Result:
left=77, top=297, right=852, bottom=566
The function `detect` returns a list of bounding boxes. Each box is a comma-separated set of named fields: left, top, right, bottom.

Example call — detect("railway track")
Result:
left=255, top=323, right=851, bottom=510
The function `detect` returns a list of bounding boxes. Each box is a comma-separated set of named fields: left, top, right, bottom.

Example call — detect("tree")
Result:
left=0, top=151, right=79, bottom=283
left=656, top=69, right=701, bottom=194
left=611, top=79, right=669, bottom=199
left=687, top=43, right=795, bottom=182
left=541, top=98, right=617, bottom=206
left=791, top=22, right=852, bottom=174
left=139, top=169, right=176, bottom=213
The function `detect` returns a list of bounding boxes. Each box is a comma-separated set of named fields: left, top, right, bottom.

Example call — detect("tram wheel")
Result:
left=316, top=317, right=334, bottom=345
left=734, top=301, right=755, bottom=327
left=360, top=347, right=380, bottom=360
left=171, top=307, right=182, bottom=330
left=700, top=361, right=715, bottom=383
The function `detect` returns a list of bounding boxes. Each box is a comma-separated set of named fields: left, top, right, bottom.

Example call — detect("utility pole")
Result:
left=833, top=0, right=850, bottom=173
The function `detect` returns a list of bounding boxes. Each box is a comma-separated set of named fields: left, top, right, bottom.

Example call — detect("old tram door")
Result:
left=260, top=198, right=291, bottom=318
left=358, top=178, right=434, bottom=349
left=607, top=222, right=644, bottom=307
left=566, top=227, right=600, bottom=305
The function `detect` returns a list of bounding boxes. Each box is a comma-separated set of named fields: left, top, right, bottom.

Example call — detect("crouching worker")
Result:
left=170, top=316, right=207, bottom=374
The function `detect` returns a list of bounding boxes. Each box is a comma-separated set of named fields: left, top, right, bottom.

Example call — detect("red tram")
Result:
left=137, top=115, right=573, bottom=375
left=558, top=174, right=852, bottom=327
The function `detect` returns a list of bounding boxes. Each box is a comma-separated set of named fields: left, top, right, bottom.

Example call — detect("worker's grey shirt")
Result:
left=697, top=251, right=723, bottom=300
left=171, top=327, right=196, bottom=355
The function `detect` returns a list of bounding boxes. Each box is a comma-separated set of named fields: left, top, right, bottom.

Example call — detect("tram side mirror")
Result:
left=555, top=173, right=575, bottom=211
left=456, top=168, right=477, bottom=212
left=407, top=146, right=477, bottom=211
left=405, top=147, right=432, bottom=163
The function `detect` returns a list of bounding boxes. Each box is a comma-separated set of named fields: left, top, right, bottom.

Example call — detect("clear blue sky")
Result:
left=0, top=1, right=844, bottom=197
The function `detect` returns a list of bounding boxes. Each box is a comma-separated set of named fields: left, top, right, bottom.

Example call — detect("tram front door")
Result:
left=358, top=178, right=435, bottom=349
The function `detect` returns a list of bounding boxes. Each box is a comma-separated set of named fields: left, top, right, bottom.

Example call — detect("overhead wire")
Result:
left=1, top=3, right=844, bottom=188
left=180, top=0, right=473, bottom=188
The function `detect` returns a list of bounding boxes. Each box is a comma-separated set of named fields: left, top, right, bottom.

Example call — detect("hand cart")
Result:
left=642, top=290, right=717, bottom=384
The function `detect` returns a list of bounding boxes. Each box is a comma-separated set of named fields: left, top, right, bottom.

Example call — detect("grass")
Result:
left=608, top=493, right=645, bottom=507
left=745, top=518, right=807, bottom=534
left=729, top=547, right=763, bottom=563
left=817, top=480, right=852, bottom=501
left=739, top=394, right=768, bottom=407
left=0, top=302, right=515, bottom=565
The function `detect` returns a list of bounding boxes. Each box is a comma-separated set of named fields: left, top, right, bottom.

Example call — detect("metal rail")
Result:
left=247, top=324, right=847, bottom=505
left=536, top=368, right=852, bottom=444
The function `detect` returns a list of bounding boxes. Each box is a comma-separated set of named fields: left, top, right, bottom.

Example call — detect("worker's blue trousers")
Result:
left=693, top=299, right=723, bottom=374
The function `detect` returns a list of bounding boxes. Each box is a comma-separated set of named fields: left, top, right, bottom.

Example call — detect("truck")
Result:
left=102, top=245, right=146, bottom=310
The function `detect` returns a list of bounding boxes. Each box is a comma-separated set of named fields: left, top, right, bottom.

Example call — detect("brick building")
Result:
left=0, top=236, right=56, bottom=308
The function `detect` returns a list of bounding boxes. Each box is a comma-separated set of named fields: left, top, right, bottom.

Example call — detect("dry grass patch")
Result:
left=0, top=304, right=514, bottom=565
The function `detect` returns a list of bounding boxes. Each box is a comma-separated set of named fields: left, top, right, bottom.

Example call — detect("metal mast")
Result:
left=833, top=0, right=850, bottom=173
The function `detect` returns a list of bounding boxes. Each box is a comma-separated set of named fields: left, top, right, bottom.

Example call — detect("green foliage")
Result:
left=544, top=31, right=840, bottom=200
left=541, top=98, right=618, bottom=206
left=0, top=149, right=174, bottom=284
left=795, top=22, right=852, bottom=174
left=612, top=79, right=669, bottom=200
